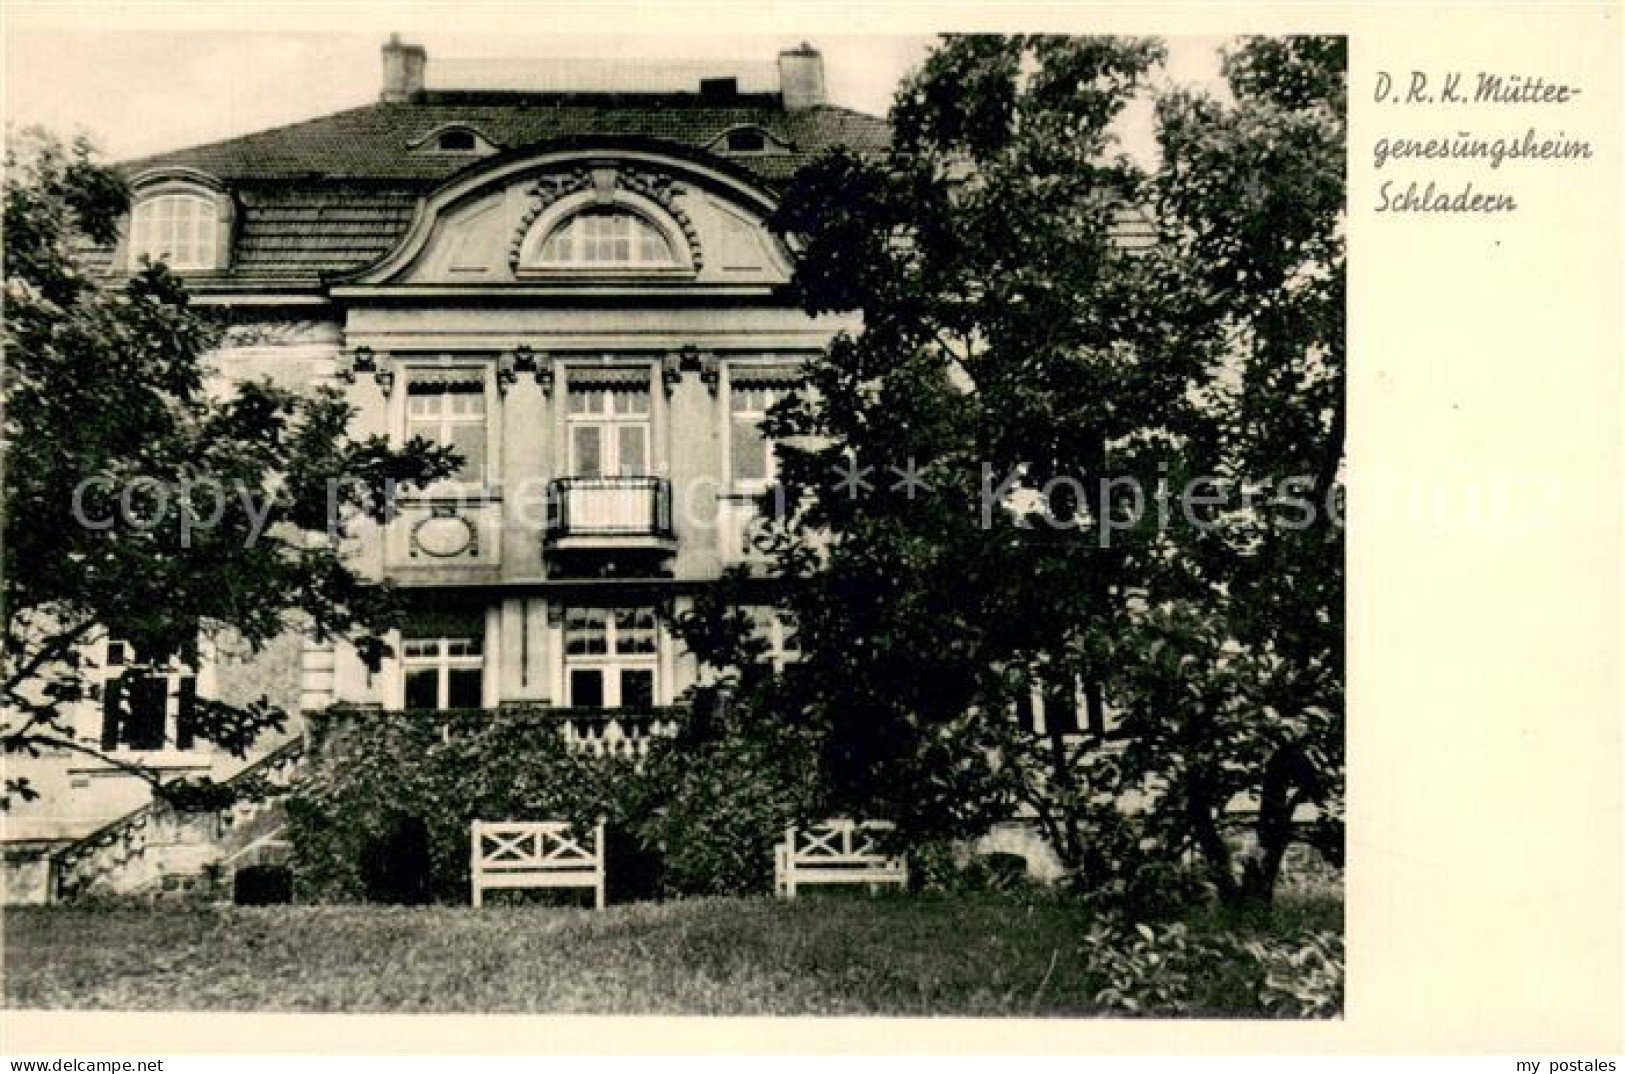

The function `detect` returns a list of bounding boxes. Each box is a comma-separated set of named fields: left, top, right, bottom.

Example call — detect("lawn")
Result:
left=3, top=892, right=1341, bottom=1016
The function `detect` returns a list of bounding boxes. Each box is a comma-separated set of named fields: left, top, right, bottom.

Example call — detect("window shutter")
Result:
left=1085, top=679, right=1106, bottom=738
left=100, top=675, right=125, bottom=750
left=1043, top=684, right=1080, bottom=735
left=176, top=676, right=197, bottom=750
left=1014, top=690, right=1036, bottom=734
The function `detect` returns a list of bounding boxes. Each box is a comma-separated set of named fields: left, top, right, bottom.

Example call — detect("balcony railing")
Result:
left=545, top=476, right=673, bottom=542
left=317, top=705, right=685, bottom=762
left=556, top=708, right=683, bottom=761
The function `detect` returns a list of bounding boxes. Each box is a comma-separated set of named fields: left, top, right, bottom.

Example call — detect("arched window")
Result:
left=129, top=192, right=220, bottom=271
left=535, top=209, right=678, bottom=268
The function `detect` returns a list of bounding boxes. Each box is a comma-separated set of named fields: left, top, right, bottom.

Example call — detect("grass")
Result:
left=3, top=892, right=1341, bottom=1016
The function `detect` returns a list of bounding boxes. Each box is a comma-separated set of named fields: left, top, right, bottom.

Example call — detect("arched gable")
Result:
left=335, top=145, right=791, bottom=289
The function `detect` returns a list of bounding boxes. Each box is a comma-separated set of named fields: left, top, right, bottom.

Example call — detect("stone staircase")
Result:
left=49, top=736, right=307, bottom=903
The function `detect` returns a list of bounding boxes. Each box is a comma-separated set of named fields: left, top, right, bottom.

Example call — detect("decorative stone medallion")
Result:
left=410, top=511, right=477, bottom=558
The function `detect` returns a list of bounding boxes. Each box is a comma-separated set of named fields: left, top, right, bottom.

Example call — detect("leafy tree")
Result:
left=1106, top=36, right=1346, bottom=903
left=756, top=35, right=1343, bottom=906
left=2, top=130, right=455, bottom=807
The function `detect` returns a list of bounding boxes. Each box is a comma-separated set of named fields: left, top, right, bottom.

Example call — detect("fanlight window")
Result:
left=536, top=210, right=677, bottom=267
left=129, top=193, right=219, bottom=271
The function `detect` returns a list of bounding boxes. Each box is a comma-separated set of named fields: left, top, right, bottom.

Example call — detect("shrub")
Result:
left=1119, top=860, right=1214, bottom=921
left=905, top=838, right=965, bottom=892
left=360, top=815, right=432, bottom=904
left=233, top=865, right=293, bottom=905
left=1085, top=922, right=1211, bottom=1016
left=285, top=705, right=822, bottom=902
left=1071, top=804, right=1215, bottom=920
left=636, top=707, right=824, bottom=896
left=156, top=776, right=240, bottom=813
left=1246, top=930, right=1344, bottom=1018
left=286, top=710, right=647, bottom=903
left=1083, top=920, right=1344, bottom=1018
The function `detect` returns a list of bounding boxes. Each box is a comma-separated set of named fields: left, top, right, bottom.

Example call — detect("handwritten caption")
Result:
left=1372, top=71, right=1594, bottom=213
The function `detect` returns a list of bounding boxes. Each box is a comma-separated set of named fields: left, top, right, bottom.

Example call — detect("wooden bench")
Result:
left=470, top=820, right=605, bottom=909
left=774, top=820, right=909, bottom=898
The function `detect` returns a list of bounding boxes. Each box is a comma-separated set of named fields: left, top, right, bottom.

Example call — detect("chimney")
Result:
left=699, top=76, right=739, bottom=102
left=381, top=34, right=427, bottom=103
left=777, top=42, right=825, bottom=111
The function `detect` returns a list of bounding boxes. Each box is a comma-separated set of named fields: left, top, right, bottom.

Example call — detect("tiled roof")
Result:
left=231, top=187, right=419, bottom=280
left=124, top=91, right=888, bottom=187
left=111, top=91, right=888, bottom=285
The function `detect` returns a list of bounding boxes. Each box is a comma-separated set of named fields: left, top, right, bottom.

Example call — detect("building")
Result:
left=2, top=36, right=898, bottom=902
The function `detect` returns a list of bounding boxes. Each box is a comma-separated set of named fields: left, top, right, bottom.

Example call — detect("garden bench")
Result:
left=470, top=820, right=605, bottom=909
left=774, top=820, right=909, bottom=898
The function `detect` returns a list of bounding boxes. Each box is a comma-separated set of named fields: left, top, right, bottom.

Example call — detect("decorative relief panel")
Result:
left=508, top=166, right=702, bottom=274
left=219, top=318, right=343, bottom=348
left=385, top=501, right=501, bottom=572
left=410, top=509, right=478, bottom=559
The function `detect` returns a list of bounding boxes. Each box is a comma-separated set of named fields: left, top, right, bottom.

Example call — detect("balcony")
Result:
left=554, top=707, right=684, bottom=761
left=543, top=477, right=675, bottom=568
left=318, top=705, right=685, bottom=762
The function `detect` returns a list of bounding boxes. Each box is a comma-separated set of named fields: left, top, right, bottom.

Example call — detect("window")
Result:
left=563, top=606, right=659, bottom=709
left=710, top=125, right=785, bottom=156
left=726, top=128, right=767, bottom=153
left=1042, top=681, right=1082, bottom=735
left=406, top=376, right=487, bottom=484
left=745, top=607, right=801, bottom=674
left=1012, top=677, right=1091, bottom=736
left=129, top=193, right=219, bottom=271
left=1014, top=690, right=1038, bottom=735
left=402, top=635, right=484, bottom=711
left=730, top=385, right=790, bottom=486
left=99, top=641, right=198, bottom=752
left=567, top=384, right=650, bottom=478
left=409, top=125, right=499, bottom=157
left=536, top=210, right=677, bottom=267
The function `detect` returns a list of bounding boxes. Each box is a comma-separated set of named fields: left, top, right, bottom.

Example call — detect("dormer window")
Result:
left=538, top=209, right=677, bottom=267
left=409, top=124, right=500, bottom=157
left=709, top=125, right=790, bottom=157
left=726, top=128, right=766, bottom=153
left=128, top=191, right=222, bottom=271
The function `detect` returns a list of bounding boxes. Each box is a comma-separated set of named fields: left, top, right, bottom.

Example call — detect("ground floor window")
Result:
left=563, top=606, right=658, bottom=709
left=745, top=606, right=801, bottom=675
left=99, top=641, right=197, bottom=752
left=1013, top=676, right=1099, bottom=736
left=403, top=635, right=484, bottom=710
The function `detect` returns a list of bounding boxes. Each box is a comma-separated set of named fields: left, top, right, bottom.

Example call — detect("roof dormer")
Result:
left=123, top=168, right=233, bottom=274
left=409, top=123, right=503, bottom=158
left=706, top=124, right=793, bottom=157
